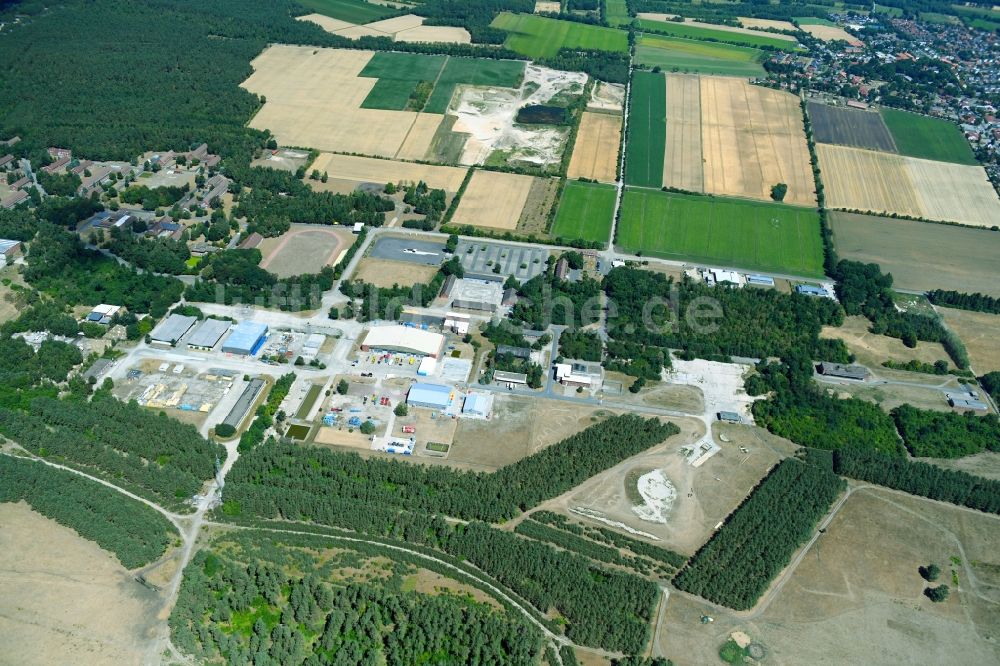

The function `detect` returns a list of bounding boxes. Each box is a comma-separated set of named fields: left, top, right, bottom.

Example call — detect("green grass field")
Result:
left=617, top=189, right=825, bottom=276
left=606, top=0, right=631, bottom=26
left=491, top=12, right=629, bottom=58
left=551, top=181, right=617, bottom=244
left=296, top=0, right=395, bottom=24
left=793, top=16, right=837, bottom=26
left=634, top=34, right=765, bottom=77
left=637, top=18, right=799, bottom=50
left=625, top=71, right=666, bottom=188
left=424, top=58, right=526, bottom=113
left=879, top=108, right=977, bottom=165
left=358, top=53, right=523, bottom=112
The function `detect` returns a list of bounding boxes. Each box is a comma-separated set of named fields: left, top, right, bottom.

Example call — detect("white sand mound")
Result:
left=632, top=469, right=677, bottom=524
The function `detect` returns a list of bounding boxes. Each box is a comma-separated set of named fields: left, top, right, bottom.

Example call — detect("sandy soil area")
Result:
left=258, top=224, right=354, bottom=277
left=450, top=170, right=535, bottom=230
left=534, top=1, right=561, bottom=12
left=396, top=26, right=471, bottom=44
left=0, top=503, right=164, bottom=666
left=242, top=46, right=443, bottom=159
left=588, top=81, right=625, bottom=112
left=817, top=144, right=1000, bottom=227
left=310, top=153, right=469, bottom=193
left=658, top=487, right=1000, bottom=665
left=352, top=257, right=440, bottom=287
left=663, top=74, right=704, bottom=192
left=568, top=112, right=622, bottom=183
left=450, top=64, right=584, bottom=168
left=738, top=17, right=797, bottom=32
left=700, top=78, right=815, bottom=205
left=296, top=13, right=355, bottom=32
left=821, top=315, right=952, bottom=369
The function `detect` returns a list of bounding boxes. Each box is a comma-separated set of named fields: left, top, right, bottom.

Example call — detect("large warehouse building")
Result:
left=150, top=314, right=197, bottom=346
left=406, top=383, right=453, bottom=410
left=361, top=325, right=445, bottom=358
left=187, top=318, right=231, bottom=350
left=222, top=321, right=269, bottom=356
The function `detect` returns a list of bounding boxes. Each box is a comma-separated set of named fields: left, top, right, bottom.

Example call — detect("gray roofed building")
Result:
left=496, top=344, right=531, bottom=359
left=947, top=395, right=988, bottom=411
left=187, top=318, right=231, bottom=350
left=150, top=314, right=198, bottom=345
left=0, top=154, right=14, bottom=169
left=817, top=362, right=869, bottom=380
left=451, top=299, right=497, bottom=313
left=494, top=370, right=527, bottom=384
left=717, top=411, right=742, bottom=423
left=1, top=190, right=28, bottom=209
left=222, top=378, right=265, bottom=429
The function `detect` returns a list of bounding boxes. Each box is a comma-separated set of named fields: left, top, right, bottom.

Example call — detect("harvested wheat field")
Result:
left=664, top=74, right=704, bottom=192
left=938, top=307, right=1000, bottom=373
left=297, top=13, right=355, bottom=32
left=738, top=16, right=797, bottom=31
left=395, top=26, right=471, bottom=44
left=817, top=144, right=1000, bottom=227
left=800, top=23, right=862, bottom=45
left=310, top=153, right=469, bottom=192
left=699, top=77, right=815, bottom=205
left=301, top=12, right=471, bottom=43
left=534, top=1, right=561, bottom=12
left=450, top=170, right=534, bottom=230
left=242, top=45, right=442, bottom=159
left=567, top=112, right=622, bottom=183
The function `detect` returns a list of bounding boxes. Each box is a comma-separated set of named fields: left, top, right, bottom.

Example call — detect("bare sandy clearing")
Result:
left=353, top=258, right=440, bottom=287
left=310, top=153, right=469, bottom=192
left=0, top=503, right=162, bottom=666
left=534, top=1, right=561, bottom=12
left=450, top=170, right=534, bottom=230
left=938, top=307, right=1000, bottom=373
left=364, top=14, right=424, bottom=34
left=700, top=77, right=814, bottom=205
left=663, top=73, right=703, bottom=192
left=395, top=25, right=471, bottom=44
left=242, top=46, right=442, bottom=159
left=568, top=112, right=622, bottom=183
left=297, top=13, right=356, bottom=32
left=588, top=81, right=625, bottom=112
left=817, top=144, right=1000, bottom=227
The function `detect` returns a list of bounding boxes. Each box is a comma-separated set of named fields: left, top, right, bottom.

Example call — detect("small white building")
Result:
left=417, top=357, right=437, bottom=377
left=555, top=363, right=592, bottom=388
left=444, top=312, right=471, bottom=335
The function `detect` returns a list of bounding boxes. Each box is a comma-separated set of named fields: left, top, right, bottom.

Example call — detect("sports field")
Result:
left=636, top=16, right=799, bottom=50
left=617, top=189, right=825, bottom=276
left=625, top=71, right=666, bottom=188
left=829, top=211, right=1000, bottom=297
left=297, top=0, right=395, bottom=23
left=634, top=34, right=765, bottom=77
left=491, top=12, right=629, bottom=58
left=359, top=52, right=524, bottom=113
left=879, top=108, right=978, bottom=165
left=551, top=181, right=616, bottom=244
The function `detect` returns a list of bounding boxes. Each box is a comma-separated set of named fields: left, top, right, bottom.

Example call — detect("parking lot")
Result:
left=370, top=236, right=447, bottom=266
left=455, top=240, right=549, bottom=281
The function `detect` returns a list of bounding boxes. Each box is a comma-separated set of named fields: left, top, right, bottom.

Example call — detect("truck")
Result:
left=401, top=425, right=415, bottom=434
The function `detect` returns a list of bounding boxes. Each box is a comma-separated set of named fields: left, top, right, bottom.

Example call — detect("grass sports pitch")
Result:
left=617, top=189, right=825, bottom=276
left=634, top=34, right=765, bottom=77
left=359, top=52, right=524, bottom=113
left=879, top=108, right=978, bottom=165
left=491, top=12, right=628, bottom=58
left=296, top=0, right=395, bottom=24
left=625, top=71, right=666, bottom=188
left=551, top=181, right=617, bottom=245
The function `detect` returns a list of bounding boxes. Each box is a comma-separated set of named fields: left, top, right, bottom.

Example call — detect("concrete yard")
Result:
left=454, top=239, right=549, bottom=281
left=369, top=235, right=448, bottom=266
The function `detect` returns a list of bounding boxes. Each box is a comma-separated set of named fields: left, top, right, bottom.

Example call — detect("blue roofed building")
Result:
left=222, top=321, right=268, bottom=356
left=406, top=383, right=453, bottom=410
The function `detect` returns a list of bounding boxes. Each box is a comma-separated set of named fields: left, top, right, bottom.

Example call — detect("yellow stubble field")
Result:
left=309, top=153, right=469, bottom=193
left=449, top=170, right=534, bottom=230
left=663, top=73, right=704, bottom=192
left=699, top=77, right=815, bottom=205
left=567, top=112, right=622, bottom=183
left=817, top=144, right=1000, bottom=227
left=241, top=45, right=442, bottom=160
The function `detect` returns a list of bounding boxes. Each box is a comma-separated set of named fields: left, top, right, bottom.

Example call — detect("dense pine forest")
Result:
left=672, top=459, right=845, bottom=610
left=0, top=455, right=177, bottom=569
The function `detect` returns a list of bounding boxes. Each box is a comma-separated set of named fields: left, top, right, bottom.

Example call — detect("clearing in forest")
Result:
left=817, top=144, right=1000, bottom=227
left=449, top=170, right=535, bottom=230
left=617, top=189, right=825, bottom=276
left=551, top=181, right=616, bottom=245
left=567, top=112, right=622, bottom=183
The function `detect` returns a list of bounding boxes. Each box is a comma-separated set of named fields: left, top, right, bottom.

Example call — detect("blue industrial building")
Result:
left=222, top=321, right=268, bottom=356
left=406, top=383, right=453, bottom=410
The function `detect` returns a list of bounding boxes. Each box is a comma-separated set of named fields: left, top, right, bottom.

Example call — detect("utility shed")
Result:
left=187, top=318, right=231, bottom=350
left=150, top=314, right=197, bottom=345
left=462, top=392, right=492, bottom=417
left=494, top=370, right=527, bottom=385
left=948, top=395, right=988, bottom=412
left=222, top=321, right=269, bottom=356
left=717, top=411, right=742, bottom=423
left=818, top=362, right=869, bottom=380
left=406, top=383, right=453, bottom=410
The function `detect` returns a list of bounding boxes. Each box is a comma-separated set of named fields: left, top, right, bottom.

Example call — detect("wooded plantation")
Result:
left=892, top=405, right=1000, bottom=459
left=0, top=455, right=177, bottom=570
left=170, top=531, right=543, bottom=665
left=927, top=289, right=1000, bottom=315
left=0, top=393, right=222, bottom=510
left=672, top=458, right=846, bottom=610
